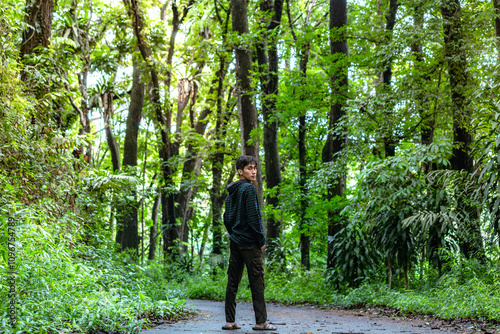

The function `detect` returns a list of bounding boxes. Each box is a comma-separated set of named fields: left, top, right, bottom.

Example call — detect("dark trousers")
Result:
left=225, top=240, right=267, bottom=324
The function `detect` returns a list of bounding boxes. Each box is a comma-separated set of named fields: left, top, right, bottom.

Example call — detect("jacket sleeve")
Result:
left=223, top=196, right=234, bottom=235
left=244, top=185, right=266, bottom=247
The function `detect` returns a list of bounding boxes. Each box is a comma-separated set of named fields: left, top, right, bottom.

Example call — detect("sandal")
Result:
left=252, top=323, right=277, bottom=331
left=222, top=324, right=242, bottom=330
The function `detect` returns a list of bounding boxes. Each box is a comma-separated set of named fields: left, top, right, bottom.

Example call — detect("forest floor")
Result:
left=139, top=299, right=500, bottom=334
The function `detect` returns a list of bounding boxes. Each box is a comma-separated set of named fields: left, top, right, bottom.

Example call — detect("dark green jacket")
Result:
left=223, top=179, right=265, bottom=247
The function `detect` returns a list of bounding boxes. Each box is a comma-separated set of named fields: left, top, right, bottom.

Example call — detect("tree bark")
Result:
left=211, top=84, right=234, bottom=257
left=493, top=0, right=500, bottom=58
left=125, top=0, right=193, bottom=260
left=119, top=60, right=144, bottom=253
left=148, top=193, right=161, bottom=260
left=298, top=42, right=311, bottom=270
left=441, top=0, right=485, bottom=262
left=20, top=0, right=54, bottom=83
left=122, top=62, right=145, bottom=168
left=103, top=91, right=121, bottom=172
left=232, top=0, right=265, bottom=209
left=382, top=0, right=399, bottom=158
left=256, top=0, right=285, bottom=265
left=322, top=0, right=348, bottom=269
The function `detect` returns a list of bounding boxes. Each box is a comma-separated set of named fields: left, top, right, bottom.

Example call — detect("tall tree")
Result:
left=65, top=0, right=109, bottom=163
left=210, top=4, right=233, bottom=257
left=441, top=0, right=485, bottom=262
left=322, top=0, right=348, bottom=269
left=285, top=0, right=322, bottom=270
left=256, top=0, right=285, bottom=263
left=231, top=0, right=265, bottom=208
left=125, top=0, right=194, bottom=260
left=382, top=0, right=399, bottom=157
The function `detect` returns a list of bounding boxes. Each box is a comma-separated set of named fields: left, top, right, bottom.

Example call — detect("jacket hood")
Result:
left=227, top=179, right=248, bottom=198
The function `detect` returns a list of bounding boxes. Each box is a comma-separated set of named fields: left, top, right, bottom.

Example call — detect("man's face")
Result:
left=238, top=163, right=257, bottom=181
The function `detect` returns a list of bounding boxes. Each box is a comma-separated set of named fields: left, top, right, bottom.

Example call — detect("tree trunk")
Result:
left=441, top=0, right=485, bottom=262
left=161, top=0, right=195, bottom=261
left=232, top=0, right=265, bottom=209
left=299, top=109, right=310, bottom=270
left=148, top=193, right=160, bottom=260
left=323, top=0, right=348, bottom=269
left=20, top=0, right=54, bottom=84
left=493, top=0, right=500, bottom=58
left=382, top=0, right=399, bottom=158
left=103, top=91, right=121, bottom=172
left=125, top=0, right=193, bottom=261
left=298, top=41, right=311, bottom=270
left=256, top=0, right=285, bottom=265
left=102, top=89, right=121, bottom=245
left=119, top=60, right=144, bottom=253
left=211, top=85, right=234, bottom=257
left=177, top=48, right=220, bottom=255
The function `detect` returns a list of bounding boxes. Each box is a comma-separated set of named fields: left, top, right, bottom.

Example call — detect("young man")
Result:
left=222, top=155, right=277, bottom=331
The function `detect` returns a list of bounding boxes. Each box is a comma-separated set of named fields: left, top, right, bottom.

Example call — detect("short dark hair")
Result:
left=236, top=155, right=257, bottom=171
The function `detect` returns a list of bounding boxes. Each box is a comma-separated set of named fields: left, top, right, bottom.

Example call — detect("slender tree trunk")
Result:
left=441, top=0, right=485, bottom=262
left=197, top=215, right=212, bottom=264
left=232, top=0, right=258, bottom=158
left=211, top=162, right=224, bottom=256
left=211, top=86, right=234, bottom=256
left=148, top=193, right=160, bottom=260
left=382, top=0, right=399, bottom=158
left=102, top=89, right=121, bottom=244
left=209, top=6, right=233, bottom=257
left=122, top=62, right=144, bottom=168
left=298, top=42, right=311, bottom=270
left=323, top=0, right=348, bottom=269
left=103, top=91, right=121, bottom=172
left=210, top=85, right=226, bottom=256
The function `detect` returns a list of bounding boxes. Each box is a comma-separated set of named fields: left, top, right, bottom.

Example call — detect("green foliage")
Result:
left=265, top=236, right=299, bottom=272
left=4, top=0, right=500, bottom=330
left=352, top=143, right=453, bottom=281
left=0, top=216, right=188, bottom=334
left=327, top=219, right=381, bottom=289
left=177, top=257, right=500, bottom=321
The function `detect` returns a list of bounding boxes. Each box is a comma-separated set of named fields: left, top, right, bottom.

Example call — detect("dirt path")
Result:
left=140, top=299, right=476, bottom=334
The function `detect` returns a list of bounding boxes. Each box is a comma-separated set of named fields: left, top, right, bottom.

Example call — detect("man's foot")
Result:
left=222, top=322, right=241, bottom=330
left=252, top=322, right=277, bottom=331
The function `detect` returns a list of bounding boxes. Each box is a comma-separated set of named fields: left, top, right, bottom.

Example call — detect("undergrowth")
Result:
left=0, top=214, right=189, bottom=334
